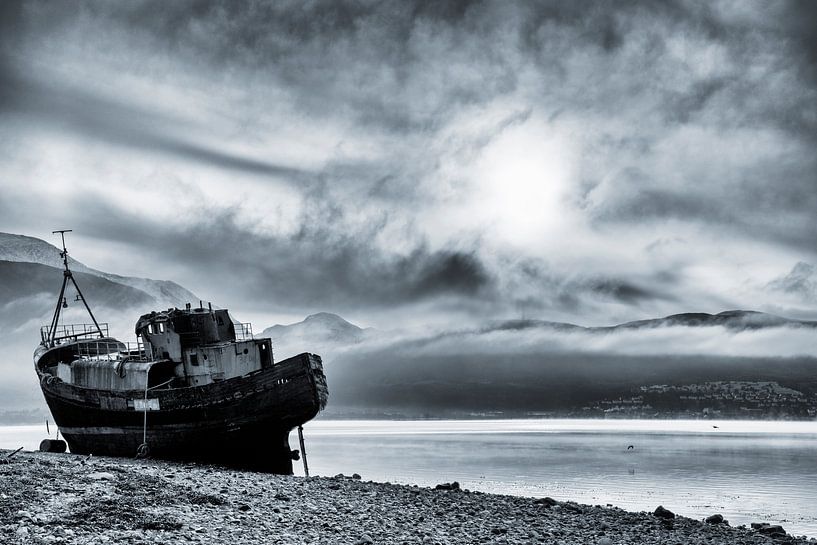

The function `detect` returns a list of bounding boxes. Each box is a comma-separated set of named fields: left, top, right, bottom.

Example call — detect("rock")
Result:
left=562, top=502, right=582, bottom=513
left=706, top=514, right=725, bottom=524
left=2, top=450, right=814, bottom=545
left=755, top=523, right=788, bottom=538
left=653, top=505, right=675, bottom=519
left=435, top=482, right=460, bottom=491
left=352, top=473, right=362, bottom=480
left=87, top=472, right=115, bottom=481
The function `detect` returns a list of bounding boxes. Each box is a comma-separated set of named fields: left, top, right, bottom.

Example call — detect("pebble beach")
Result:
left=1, top=449, right=813, bottom=545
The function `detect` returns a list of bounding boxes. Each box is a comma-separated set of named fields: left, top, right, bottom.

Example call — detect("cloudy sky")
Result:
left=2, top=0, right=816, bottom=329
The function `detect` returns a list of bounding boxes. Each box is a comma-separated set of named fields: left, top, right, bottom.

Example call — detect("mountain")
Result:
left=484, top=310, right=816, bottom=335
left=610, top=310, right=815, bottom=330
left=260, top=312, right=371, bottom=360
left=0, top=232, right=204, bottom=419
left=259, top=309, right=816, bottom=417
left=0, top=261, right=154, bottom=318
left=260, top=309, right=816, bottom=363
left=0, top=232, right=198, bottom=307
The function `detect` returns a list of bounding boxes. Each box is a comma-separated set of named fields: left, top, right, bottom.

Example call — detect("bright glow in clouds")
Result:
left=470, top=119, right=577, bottom=249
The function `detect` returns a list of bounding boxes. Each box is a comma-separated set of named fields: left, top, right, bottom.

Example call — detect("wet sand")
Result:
left=1, top=449, right=813, bottom=544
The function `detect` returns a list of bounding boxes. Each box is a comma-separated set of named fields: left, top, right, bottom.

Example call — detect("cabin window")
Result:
left=190, top=353, right=199, bottom=366
left=158, top=322, right=165, bottom=333
left=147, top=324, right=154, bottom=334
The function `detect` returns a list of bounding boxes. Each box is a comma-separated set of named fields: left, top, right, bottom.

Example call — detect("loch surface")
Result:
left=4, top=418, right=816, bottom=537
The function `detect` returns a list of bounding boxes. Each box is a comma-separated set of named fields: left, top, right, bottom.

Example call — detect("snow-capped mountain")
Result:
left=0, top=231, right=198, bottom=307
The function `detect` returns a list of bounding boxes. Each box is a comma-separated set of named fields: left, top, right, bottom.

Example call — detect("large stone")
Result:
left=653, top=505, right=675, bottom=519
left=705, top=514, right=724, bottom=524
left=755, top=524, right=788, bottom=538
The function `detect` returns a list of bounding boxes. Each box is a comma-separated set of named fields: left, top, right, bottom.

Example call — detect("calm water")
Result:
left=3, top=419, right=817, bottom=537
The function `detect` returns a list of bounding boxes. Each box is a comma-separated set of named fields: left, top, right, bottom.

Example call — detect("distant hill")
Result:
left=260, top=312, right=371, bottom=360
left=0, top=232, right=204, bottom=418
left=0, top=261, right=154, bottom=314
left=0, top=232, right=198, bottom=307
left=484, top=310, right=817, bottom=335
left=260, top=309, right=817, bottom=364
left=259, top=309, right=817, bottom=418
left=610, top=310, right=816, bottom=330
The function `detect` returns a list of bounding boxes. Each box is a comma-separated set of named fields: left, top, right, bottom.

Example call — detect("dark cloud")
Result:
left=591, top=188, right=730, bottom=225
left=768, top=262, right=817, bottom=302
left=405, top=251, right=488, bottom=298
left=0, top=72, right=314, bottom=182
left=63, top=194, right=492, bottom=312
left=2, top=0, right=817, bottom=325
left=781, top=0, right=817, bottom=77
left=588, top=279, right=673, bottom=305
left=664, top=78, right=729, bottom=125
left=0, top=0, right=23, bottom=108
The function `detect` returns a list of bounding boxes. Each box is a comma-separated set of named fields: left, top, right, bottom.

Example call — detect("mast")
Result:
left=46, top=230, right=105, bottom=346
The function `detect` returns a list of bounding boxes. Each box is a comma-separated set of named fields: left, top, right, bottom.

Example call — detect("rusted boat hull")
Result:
left=38, top=352, right=328, bottom=473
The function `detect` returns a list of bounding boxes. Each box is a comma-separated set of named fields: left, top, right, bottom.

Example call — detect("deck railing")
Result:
left=236, top=322, right=253, bottom=341
left=41, top=323, right=109, bottom=344
left=72, top=339, right=150, bottom=362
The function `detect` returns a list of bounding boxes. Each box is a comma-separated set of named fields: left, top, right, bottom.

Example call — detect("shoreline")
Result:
left=4, top=414, right=817, bottom=426
left=2, top=449, right=814, bottom=544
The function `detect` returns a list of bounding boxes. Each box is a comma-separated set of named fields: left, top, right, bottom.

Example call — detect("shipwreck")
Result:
left=34, top=231, right=328, bottom=473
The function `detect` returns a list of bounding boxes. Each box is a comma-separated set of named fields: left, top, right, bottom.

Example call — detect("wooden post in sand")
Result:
left=297, top=425, right=309, bottom=477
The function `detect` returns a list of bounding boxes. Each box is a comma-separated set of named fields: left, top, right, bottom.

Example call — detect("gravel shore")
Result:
left=1, top=448, right=814, bottom=545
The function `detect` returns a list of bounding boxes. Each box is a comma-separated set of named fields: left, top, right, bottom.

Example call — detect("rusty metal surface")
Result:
left=36, top=352, right=327, bottom=473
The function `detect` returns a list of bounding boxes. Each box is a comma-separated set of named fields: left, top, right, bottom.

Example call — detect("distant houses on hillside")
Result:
left=582, top=381, right=817, bottom=419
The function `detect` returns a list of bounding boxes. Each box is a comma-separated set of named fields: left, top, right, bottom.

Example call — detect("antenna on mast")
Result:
left=46, top=230, right=105, bottom=346
left=53, top=229, right=72, bottom=272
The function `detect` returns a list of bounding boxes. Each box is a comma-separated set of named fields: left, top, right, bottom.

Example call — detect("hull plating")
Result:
left=38, top=352, right=328, bottom=473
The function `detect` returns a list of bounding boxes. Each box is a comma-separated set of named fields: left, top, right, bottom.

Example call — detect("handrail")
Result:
left=236, top=323, right=253, bottom=341
left=72, top=340, right=150, bottom=363
left=41, top=323, right=109, bottom=344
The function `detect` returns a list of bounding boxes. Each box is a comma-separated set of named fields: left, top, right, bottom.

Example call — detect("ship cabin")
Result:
left=37, top=305, right=273, bottom=391
left=135, top=304, right=272, bottom=387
